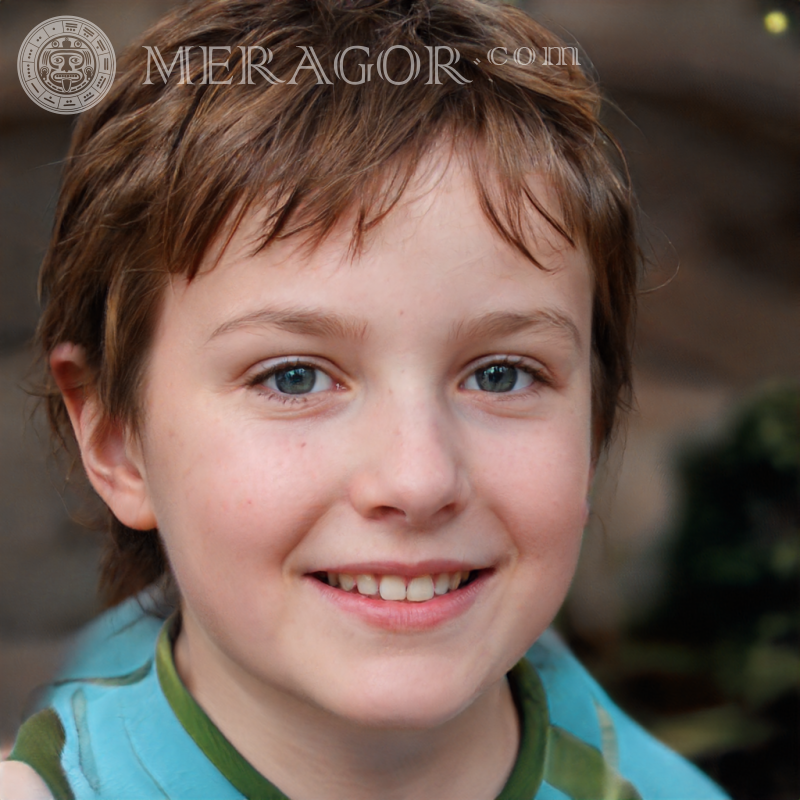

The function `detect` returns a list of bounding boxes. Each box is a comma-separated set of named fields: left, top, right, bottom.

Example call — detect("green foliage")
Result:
left=630, top=385, right=800, bottom=796
left=650, top=384, right=799, bottom=650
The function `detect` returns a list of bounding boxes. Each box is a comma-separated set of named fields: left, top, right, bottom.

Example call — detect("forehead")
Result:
left=159, top=153, right=592, bottom=347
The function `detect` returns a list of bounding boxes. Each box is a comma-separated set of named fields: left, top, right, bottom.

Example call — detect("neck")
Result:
left=174, top=614, right=520, bottom=800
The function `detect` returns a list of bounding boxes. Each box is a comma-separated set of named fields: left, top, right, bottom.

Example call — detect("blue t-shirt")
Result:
left=8, top=593, right=730, bottom=799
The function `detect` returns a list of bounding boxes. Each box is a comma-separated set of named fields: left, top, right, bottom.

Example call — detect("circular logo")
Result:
left=17, top=16, right=116, bottom=114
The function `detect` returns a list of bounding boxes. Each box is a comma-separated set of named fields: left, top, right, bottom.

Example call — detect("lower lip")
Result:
left=308, top=571, right=491, bottom=632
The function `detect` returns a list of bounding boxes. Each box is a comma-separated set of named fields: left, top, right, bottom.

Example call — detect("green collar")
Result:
left=156, top=615, right=548, bottom=799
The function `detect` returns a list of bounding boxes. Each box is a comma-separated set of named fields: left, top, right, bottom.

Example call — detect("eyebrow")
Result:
left=208, top=307, right=369, bottom=342
left=208, top=306, right=581, bottom=349
left=449, top=309, right=582, bottom=349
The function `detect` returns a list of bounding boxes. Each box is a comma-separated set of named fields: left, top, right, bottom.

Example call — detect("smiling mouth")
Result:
left=311, top=570, right=482, bottom=602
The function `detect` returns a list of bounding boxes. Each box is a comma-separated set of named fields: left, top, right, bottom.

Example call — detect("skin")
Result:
left=51, top=151, right=595, bottom=800
left=0, top=762, right=54, bottom=800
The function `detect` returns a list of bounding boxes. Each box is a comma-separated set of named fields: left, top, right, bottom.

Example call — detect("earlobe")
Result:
left=50, top=343, right=157, bottom=531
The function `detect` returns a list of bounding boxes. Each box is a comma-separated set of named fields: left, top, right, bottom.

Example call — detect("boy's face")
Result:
left=133, top=153, right=594, bottom=727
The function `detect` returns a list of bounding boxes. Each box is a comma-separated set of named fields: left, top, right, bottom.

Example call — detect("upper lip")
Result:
left=309, top=560, right=486, bottom=577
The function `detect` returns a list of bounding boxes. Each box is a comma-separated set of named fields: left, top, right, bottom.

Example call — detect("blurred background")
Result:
left=0, top=0, right=797, bottom=797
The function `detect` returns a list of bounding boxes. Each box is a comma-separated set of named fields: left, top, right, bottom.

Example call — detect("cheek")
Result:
left=144, top=415, right=336, bottom=582
left=474, top=418, right=591, bottom=562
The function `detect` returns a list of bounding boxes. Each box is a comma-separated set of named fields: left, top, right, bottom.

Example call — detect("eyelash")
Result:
left=247, top=359, right=337, bottom=405
left=247, top=356, right=549, bottom=405
left=466, top=356, right=550, bottom=396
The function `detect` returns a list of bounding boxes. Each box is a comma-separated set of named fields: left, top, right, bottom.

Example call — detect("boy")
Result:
left=1, top=1, right=729, bottom=798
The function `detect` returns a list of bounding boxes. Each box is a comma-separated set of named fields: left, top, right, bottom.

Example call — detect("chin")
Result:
left=337, top=696, right=468, bottom=730
left=315, top=666, right=484, bottom=730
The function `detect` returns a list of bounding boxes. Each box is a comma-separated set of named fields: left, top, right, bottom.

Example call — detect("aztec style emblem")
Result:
left=17, top=16, right=116, bottom=114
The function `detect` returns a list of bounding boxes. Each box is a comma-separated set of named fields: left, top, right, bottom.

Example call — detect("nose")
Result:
left=347, top=391, right=466, bottom=529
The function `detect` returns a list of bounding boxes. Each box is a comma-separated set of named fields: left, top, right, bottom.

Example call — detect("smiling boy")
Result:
left=1, top=1, right=730, bottom=799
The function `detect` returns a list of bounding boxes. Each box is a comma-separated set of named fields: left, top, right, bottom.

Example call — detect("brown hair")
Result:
left=38, top=0, right=639, bottom=605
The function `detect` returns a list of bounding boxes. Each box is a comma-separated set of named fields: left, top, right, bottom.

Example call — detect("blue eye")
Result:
left=464, top=363, right=536, bottom=393
left=263, top=365, right=334, bottom=395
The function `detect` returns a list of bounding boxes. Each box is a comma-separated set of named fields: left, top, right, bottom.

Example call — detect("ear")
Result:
left=584, top=463, right=596, bottom=526
left=50, top=343, right=157, bottom=531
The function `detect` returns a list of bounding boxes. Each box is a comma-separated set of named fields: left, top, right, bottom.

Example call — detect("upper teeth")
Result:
left=325, top=571, right=470, bottom=601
